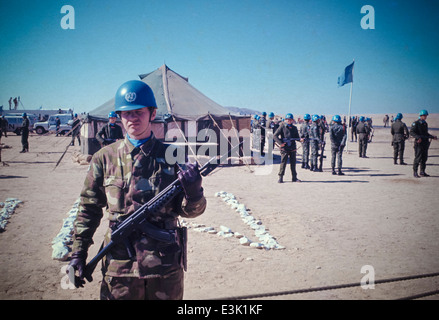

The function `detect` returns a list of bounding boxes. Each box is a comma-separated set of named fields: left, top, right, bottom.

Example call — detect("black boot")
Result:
left=278, top=176, right=284, bottom=183
left=332, top=168, right=337, bottom=175
left=420, top=171, right=430, bottom=177
left=394, top=158, right=398, bottom=165
left=414, top=171, right=420, bottom=178
left=338, top=169, right=345, bottom=175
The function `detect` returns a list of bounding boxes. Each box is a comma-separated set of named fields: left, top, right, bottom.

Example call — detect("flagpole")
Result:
left=346, top=59, right=354, bottom=153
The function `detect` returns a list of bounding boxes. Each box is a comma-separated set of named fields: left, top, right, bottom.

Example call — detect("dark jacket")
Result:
left=274, top=122, right=300, bottom=151
left=410, top=119, right=434, bottom=146
left=96, top=123, right=124, bottom=145
left=329, top=122, right=347, bottom=148
left=391, top=119, right=409, bottom=142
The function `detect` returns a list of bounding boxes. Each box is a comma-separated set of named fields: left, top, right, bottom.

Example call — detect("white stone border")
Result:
left=181, top=191, right=285, bottom=250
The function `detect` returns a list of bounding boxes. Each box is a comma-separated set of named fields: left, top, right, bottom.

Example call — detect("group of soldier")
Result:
left=252, top=109, right=437, bottom=182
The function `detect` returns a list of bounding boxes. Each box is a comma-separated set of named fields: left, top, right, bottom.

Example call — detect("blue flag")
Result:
left=338, top=61, right=354, bottom=87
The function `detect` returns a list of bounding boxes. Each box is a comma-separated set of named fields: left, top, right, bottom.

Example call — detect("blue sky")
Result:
left=0, top=0, right=438, bottom=117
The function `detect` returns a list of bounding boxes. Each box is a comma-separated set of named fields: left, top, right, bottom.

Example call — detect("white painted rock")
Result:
left=239, top=237, right=251, bottom=246
left=250, top=242, right=264, bottom=249
left=220, top=225, right=232, bottom=233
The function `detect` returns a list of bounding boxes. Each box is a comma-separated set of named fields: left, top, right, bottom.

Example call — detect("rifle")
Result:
left=318, top=139, right=326, bottom=171
left=71, top=142, right=243, bottom=287
left=282, top=137, right=319, bottom=148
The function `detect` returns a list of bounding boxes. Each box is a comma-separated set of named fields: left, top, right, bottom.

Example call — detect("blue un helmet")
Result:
left=359, top=116, right=365, bottom=122
left=303, top=114, right=311, bottom=121
left=285, top=113, right=294, bottom=120
left=114, top=80, right=157, bottom=112
left=22, top=112, right=27, bottom=117
left=312, top=114, right=320, bottom=122
left=332, top=115, right=342, bottom=123
left=108, top=111, right=117, bottom=118
left=419, top=109, right=429, bottom=116
left=395, top=113, right=403, bottom=120
left=268, top=112, right=275, bottom=118
left=262, top=111, right=267, bottom=116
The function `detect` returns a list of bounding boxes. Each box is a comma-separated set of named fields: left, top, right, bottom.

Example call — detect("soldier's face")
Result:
left=120, top=107, right=156, bottom=140
left=420, top=115, right=427, bottom=121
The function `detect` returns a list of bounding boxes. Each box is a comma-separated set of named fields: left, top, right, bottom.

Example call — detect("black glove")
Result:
left=178, top=162, right=204, bottom=202
left=67, top=251, right=92, bottom=288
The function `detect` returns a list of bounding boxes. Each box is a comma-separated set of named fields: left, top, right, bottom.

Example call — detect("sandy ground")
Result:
left=0, top=113, right=438, bottom=300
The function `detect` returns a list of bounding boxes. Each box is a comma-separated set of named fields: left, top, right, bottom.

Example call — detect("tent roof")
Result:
left=89, top=64, right=243, bottom=121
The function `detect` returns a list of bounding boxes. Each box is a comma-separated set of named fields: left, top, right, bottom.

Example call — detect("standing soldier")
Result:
left=96, top=111, right=124, bottom=147
left=410, top=109, right=437, bottom=178
left=20, top=113, right=30, bottom=153
left=70, top=114, right=81, bottom=146
left=309, top=114, right=321, bottom=171
left=1, top=116, right=8, bottom=137
left=356, top=116, right=370, bottom=158
left=68, top=80, right=206, bottom=299
left=390, top=113, right=409, bottom=165
left=274, top=113, right=301, bottom=183
left=257, top=112, right=267, bottom=156
left=299, top=114, right=311, bottom=169
left=329, top=115, right=347, bottom=175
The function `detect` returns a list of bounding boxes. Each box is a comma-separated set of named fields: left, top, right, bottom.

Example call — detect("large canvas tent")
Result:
left=80, top=64, right=251, bottom=160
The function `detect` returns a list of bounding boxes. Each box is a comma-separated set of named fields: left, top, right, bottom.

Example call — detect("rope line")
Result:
left=214, top=271, right=439, bottom=300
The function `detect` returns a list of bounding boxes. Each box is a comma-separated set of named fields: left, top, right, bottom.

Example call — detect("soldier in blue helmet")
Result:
left=274, top=113, right=301, bottom=183
left=356, top=116, right=370, bottom=158
left=69, top=80, right=206, bottom=299
left=309, top=114, right=322, bottom=171
left=410, top=109, right=437, bottom=177
left=329, top=115, right=347, bottom=175
left=96, top=111, right=124, bottom=147
left=299, top=114, right=311, bottom=169
left=390, top=113, right=409, bottom=165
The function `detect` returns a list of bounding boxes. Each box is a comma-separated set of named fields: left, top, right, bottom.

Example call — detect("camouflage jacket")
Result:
left=73, top=134, right=206, bottom=278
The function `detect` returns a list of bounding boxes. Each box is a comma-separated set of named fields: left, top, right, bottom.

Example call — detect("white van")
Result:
left=4, top=114, right=37, bottom=135
left=34, top=113, right=73, bottom=135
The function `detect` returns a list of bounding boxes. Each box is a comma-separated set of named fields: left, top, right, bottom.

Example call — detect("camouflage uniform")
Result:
left=356, top=121, right=370, bottom=157
left=299, top=121, right=310, bottom=168
left=309, top=122, right=321, bottom=170
left=73, top=134, right=206, bottom=300
left=329, top=122, right=347, bottom=172
left=391, top=119, right=409, bottom=164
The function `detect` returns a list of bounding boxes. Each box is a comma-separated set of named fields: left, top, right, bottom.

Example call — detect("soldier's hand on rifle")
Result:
left=178, top=162, right=204, bottom=202
left=67, top=251, right=91, bottom=288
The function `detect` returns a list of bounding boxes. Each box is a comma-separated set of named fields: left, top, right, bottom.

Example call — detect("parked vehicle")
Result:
left=33, top=114, right=73, bottom=135
left=4, top=114, right=37, bottom=135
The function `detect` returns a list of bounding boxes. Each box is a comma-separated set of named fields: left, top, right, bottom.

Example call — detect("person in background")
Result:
left=390, top=113, right=409, bottom=165
left=96, top=111, right=124, bottom=147
left=410, top=109, right=437, bottom=178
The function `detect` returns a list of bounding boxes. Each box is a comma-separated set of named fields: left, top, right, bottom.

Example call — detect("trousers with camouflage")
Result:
left=100, top=268, right=184, bottom=300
